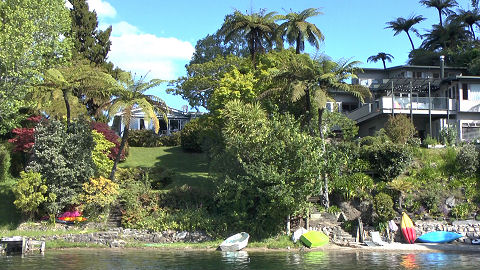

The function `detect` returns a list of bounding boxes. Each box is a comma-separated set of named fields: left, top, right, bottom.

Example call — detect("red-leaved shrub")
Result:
left=91, top=122, right=127, bottom=161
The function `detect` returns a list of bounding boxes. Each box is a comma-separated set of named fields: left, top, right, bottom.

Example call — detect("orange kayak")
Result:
left=401, top=212, right=416, bottom=244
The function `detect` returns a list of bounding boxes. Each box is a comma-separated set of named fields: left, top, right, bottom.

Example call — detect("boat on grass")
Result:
left=300, top=231, right=329, bottom=248
left=417, top=231, right=463, bottom=243
left=219, top=232, right=249, bottom=251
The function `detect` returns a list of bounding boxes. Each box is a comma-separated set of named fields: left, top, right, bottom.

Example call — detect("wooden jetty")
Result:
left=0, top=236, right=45, bottom=255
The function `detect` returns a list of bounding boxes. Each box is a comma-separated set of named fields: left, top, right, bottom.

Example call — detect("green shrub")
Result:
left=127, top=129, right=161, bottom=147
left=373, top=192, right=396, bottom=223
left=384, top=114, right=416, bottom=144
left=361, top=142, right=413, bottom=181
left=158, top=132, right=181, bottom=146
left=91, top=130, right=114, bottom=178
left=440, top=126, right=457, bottom=146
left=180, top=118, right=203, bottom=152
left=213, top=101, right=323, bottom=237
left=79, top=176, right=119, bottom=217
left=451, top=202, right=475, bottom=220
left=0, top=144, right=11, bottom=182
left=12, top=171, right=50, bottom=218
left=148, top=166, right=175, bottom=189
left=333, top=172, right=374, bottom=200
left=422, top=135, right=438, bottom=147
left=456, top=144, right=478, bottom=177
left=27, top=119, right=95, bottom=214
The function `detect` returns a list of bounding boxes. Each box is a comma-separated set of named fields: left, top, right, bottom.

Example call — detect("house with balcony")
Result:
left=344, top=61, right=480, bottom=141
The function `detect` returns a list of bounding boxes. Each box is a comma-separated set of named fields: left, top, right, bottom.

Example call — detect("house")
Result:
left=112, top=107, right=203, bottom=135
left=343, top=57, right=480, bottom=141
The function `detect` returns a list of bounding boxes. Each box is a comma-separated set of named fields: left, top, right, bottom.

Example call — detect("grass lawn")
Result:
left=119, top=146, right=211, bottom=189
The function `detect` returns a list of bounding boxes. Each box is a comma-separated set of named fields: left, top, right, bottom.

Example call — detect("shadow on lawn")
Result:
left=0, top=180, right=22, bottom=230
left=153, top=147, right=213, bottom=190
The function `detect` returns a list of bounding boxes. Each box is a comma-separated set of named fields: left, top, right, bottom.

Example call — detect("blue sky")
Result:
left=84, top=0, right=475, bottom=110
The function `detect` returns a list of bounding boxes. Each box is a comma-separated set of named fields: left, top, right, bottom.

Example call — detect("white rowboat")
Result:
left=219, top=232, right=250, bottom=251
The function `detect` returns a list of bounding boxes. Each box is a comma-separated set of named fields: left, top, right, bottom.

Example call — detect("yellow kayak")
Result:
left=401, top=212, right=416, bottom=244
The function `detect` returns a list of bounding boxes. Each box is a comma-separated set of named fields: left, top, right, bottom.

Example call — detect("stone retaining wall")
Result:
left=410, top=220, right=480, bottom=244
left=39, top=228, right=212, bottom=247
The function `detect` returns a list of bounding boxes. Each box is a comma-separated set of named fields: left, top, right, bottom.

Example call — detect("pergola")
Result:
left=370, top=78, right=442, bottom=96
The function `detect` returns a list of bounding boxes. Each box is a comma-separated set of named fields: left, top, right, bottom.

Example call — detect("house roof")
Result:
left=369, top=77, right=442, bottom=93
left=360, top=65, right=467, bottom=72
left=114, top=106, right=203, bottom=119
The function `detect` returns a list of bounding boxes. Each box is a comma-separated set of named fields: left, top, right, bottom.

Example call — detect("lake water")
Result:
left=1, top=249, right=479, bottom=269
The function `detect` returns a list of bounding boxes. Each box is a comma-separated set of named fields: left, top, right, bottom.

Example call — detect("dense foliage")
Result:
left=384, top=114, right=417, bottom=144
left=0, top=144, right=11, bottom=182
left=212, top=101, right=323, bottom=237
left=27, top=119, right=95, bottom=213
left=12, top=171, right=50, bottom=219
left=91, top=130, right=115, bottom=177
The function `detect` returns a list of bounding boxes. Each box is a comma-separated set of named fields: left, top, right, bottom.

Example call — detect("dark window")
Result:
left=139, top=119, right=145, bottom=130
left=415, top=72, right=422, bottom=78
left=463, top=83, right=468, bottom=100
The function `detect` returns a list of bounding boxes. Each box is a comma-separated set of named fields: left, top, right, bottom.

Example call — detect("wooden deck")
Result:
left=0, top=236, right=45, bottom=255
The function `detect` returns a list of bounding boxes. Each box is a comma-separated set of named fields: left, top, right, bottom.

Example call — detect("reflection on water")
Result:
left=0, top=249, right=479, bottom=269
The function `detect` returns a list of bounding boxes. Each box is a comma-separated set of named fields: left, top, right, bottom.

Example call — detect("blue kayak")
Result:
left=416, top=231, right=463, bottom=243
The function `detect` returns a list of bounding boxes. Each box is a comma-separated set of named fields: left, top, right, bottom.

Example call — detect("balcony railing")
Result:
left=348, top=97, right=454, bottom=121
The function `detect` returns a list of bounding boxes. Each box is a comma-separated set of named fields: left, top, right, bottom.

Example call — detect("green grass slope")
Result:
left=119, top=146, right=211, bottom=189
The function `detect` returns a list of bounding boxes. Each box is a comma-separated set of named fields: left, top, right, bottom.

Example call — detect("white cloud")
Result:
left=108, top=26, right=194, bottom=80
left=110, top=21, right=140, bottom=36
left=87, top=0, right=116, bottom=18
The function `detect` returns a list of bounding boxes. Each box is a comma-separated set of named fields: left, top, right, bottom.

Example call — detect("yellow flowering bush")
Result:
left=80, top=176, right=119, bottom=214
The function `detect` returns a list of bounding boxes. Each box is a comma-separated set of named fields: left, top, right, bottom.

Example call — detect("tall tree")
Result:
left=421, top=19, right=471, bottom=50
left=0, top=0, right=72, bottom=135
left=35, top=62, right=119, bottom=125
left=277, top=8, right=324, bottom=54
left=386, top=15, right=426, bottom=50
left=107, top=75, right=168, bottom=180
left=367, top=52, right=395, bottom=70
left=189, top=29, right=249, bottom=65
left=219, top=9, right=279, bottom=66
left=453, top=8, right=480, bottom=39
left=265, top=53, right=370, bottom=208
left=420, top=0, right=458, bottom=26
left=68, top=0, right=112, bottom=65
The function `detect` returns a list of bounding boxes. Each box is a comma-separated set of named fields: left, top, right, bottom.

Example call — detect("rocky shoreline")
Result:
left=5, top=219, right=480, bottom=251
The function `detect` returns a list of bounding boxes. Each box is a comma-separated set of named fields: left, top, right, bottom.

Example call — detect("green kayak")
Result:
left=300, top=231, right=329, bottom=248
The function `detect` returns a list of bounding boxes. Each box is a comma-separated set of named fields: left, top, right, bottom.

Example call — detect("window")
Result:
left=463, top=83, right=468, bottom=100
left=406, top=71, right=413, bottom=78
left=462, top=126, right=480, bottom=141
left=470, top=84, right=480, bottom=100
left=139, top=119, right=145, bottom=130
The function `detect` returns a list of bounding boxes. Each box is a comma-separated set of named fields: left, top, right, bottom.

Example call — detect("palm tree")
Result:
left=367, top=52, right=395, bottom=70
left=277, top=8, right=324, bottom=54
left=107, top=74, right=168, bottom=180
left=386, top=15, right=426, bottom=50
left=36, top=62, right=119, bottom=125
left=453, top=8, right=480, bottom=39
left=421, top=19, right=472, bottom=50
left=420, top=0, right=458, bottom=26
left=219, top=9, right=279, bottom=66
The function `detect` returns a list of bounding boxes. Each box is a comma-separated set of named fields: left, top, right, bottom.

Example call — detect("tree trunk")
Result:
left=305, top=89, right=313, bottom=135
left=318, top=107, right=329, bottom=209
left=438, top=9, right=443, bottom=27
left=296, top=34, right=301, bottom=54
left=471, top=25, right=476, bottom=40
left=109, top=124, right=129, bottom=181
left=382, top=59, right=386, bottom=70
left=62, top=89, right=71, bottom=126
left=406, top=31, right=415, bottom=50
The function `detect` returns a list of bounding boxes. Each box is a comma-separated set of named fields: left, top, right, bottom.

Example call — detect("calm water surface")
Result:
left=1, top=249, right=479, bottom=269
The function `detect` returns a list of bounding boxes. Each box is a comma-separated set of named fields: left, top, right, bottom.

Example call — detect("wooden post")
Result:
left=286, top=215, right=291, bottom=235
left=21, top=237, right=26, bottom=254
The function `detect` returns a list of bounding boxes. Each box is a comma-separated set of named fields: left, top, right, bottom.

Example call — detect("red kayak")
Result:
left=401, top=212, right=416, bottom=244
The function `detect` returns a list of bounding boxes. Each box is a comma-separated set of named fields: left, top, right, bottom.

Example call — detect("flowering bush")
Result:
left=79, top=176, right=119, bottom=215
